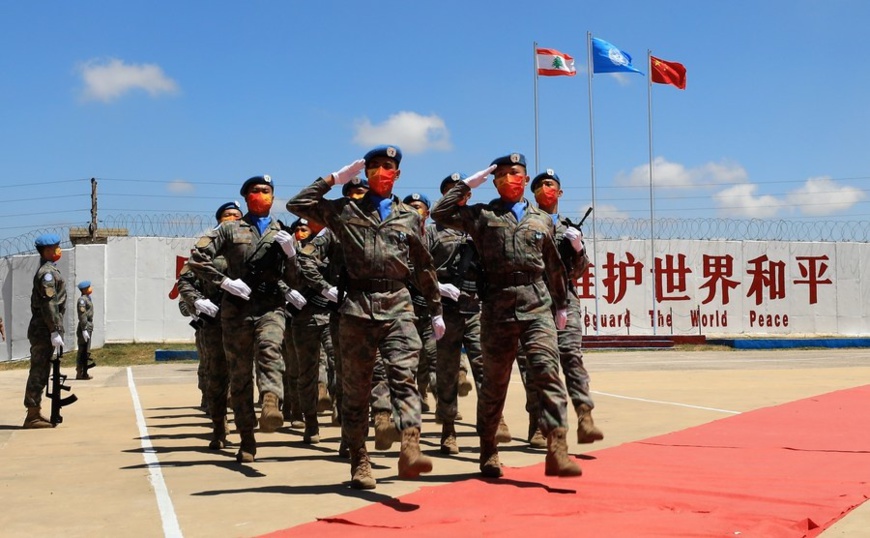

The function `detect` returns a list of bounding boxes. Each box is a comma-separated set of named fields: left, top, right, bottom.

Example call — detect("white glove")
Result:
left=220, top=278, right=251, bottom=300
left=438, top=282, right=460, bottom=301
left=564, top=227, right=584, bottom=253
left=463, top=165, right=497, bottom=189
left=555, top=308, right=568, bottom=330
left=51, top=331, right=64, bottom=349
left=431, top=315, right=446, bottom=341
left=331, top=159, right=366, bottom=185
left=321, top=286, right=339, bottom=303
left=194, top=298, right=219, bottom=318
left=82, top=330, right=90, bottom=343
left=285, top=289, right=308, bottom=310
left=274, top=230, right=297, bottom=258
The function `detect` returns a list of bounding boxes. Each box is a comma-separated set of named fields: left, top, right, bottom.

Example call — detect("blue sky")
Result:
left=1, top=0, right=868, bottom=245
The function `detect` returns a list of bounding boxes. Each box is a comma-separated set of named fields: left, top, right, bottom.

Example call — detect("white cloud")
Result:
left=785, top=176, right=867, bottom=216
left=616, top=157, right=748, bottom=188
left=590, top=203, right=630, bottom=219
left=78, top=58, right=179, bottom=102
left=167, top=180, right=194, bottom=194
left=713, top=183, right=783, bottom=218
left=353, top=111, right=452, bottom=154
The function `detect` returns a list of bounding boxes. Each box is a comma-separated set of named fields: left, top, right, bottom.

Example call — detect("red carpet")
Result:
left=262, top=386, right=870, bottom=537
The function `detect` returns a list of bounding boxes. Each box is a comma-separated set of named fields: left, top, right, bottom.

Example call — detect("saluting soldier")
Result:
left=74, top=280, right=95, bottom=380
left=23, top=233, right=67, bottom=429
left=287, top=145, right=444, bottom=489
left=188, top=176, right=297, bottom=463
left=431, top=153, right=582, bottom=478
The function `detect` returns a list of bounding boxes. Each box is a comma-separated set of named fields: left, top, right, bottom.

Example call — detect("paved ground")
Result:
left=1, top=348, right=868, bottom=537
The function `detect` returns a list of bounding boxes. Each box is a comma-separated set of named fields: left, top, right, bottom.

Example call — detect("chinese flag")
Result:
left=650, top=56, right=686, bottom=89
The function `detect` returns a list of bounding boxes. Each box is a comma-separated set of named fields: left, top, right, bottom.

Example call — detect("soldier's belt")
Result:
left=487, top=272, right=542, bottom=287
left=347, top=278, right=406, bottom=293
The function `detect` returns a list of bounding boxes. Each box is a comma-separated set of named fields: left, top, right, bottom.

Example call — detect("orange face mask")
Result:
left=534, top=185, right=559, bottom=208
left=495, top=173, right=526, bottom=202
left=46, top=245, right=62, bottom=262
left=367, top=168, right=397, bottom=197
left=219, top=213, right=241, bottom=223
left=245, top=192, right=274, bottom=215
left=295, top=228, right=311, bottom=242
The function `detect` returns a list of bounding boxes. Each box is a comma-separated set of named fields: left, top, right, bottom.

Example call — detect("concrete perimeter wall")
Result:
left=1, top=236, right=868, bottom=361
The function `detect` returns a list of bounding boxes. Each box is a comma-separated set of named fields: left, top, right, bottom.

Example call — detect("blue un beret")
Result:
left=215, top=201, right=241, bottom=222
left=78, top=280, right=91, bottom=290
left=364, top=145, right=402, bottom=167
left=239, top=174, right=273, bottom=196
left=440, top=172, right=467, bottom=193
left=403, top=193, right=431, bottom=209
left=341, top=177, right=369, bottom=197
left=530, top=169, right=561, bottom=192
left=490, top=153, right=527, bottom=169
left=34, top=233, right=61, bottom=248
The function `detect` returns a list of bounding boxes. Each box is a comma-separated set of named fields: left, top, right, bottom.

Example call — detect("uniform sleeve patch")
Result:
left=43, top=273, right=53, bottom=282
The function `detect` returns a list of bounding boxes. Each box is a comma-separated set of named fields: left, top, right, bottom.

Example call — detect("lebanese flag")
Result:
left=536, top=48, right=576, bottom=77
left=650, top=55, right=687, bottom=89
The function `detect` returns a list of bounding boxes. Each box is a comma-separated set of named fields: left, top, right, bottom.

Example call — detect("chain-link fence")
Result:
left=3, top=214, right=869, bottom=258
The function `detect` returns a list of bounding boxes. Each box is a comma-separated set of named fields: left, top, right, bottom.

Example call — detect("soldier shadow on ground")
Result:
left=191, top=482, right=426, bottom=511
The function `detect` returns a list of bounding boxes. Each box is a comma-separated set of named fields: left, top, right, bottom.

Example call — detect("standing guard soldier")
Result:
left=75, top=280, right=95, bottom=380
left=287, top=145, right=445, bottom=489
left=188, top=176, right=297, bottom=463
left=431, top=153, right=582, bottom=478
left=23, top=233, right=66, bottom=429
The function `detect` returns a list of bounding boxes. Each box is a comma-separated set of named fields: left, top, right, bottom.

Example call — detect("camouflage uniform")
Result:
left=188, top=217, right=293, bottom=439
left=25, top=259, right=66, bottom=409
left=75, top=291, right=94, bottom=376
left=427, top=222, right=483, bottom=424
left=517, top=215, right=594, bottom=433
left=287, top=178, right=442, bottom=455
left=431, top=183, right=570, bottom=447
left=177, top=258, right=230, bottom=428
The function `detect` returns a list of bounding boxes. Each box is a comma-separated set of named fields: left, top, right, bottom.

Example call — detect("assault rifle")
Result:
left=47, top=347, right=78, bottom=426
left=80, top=338, right=97, bottom=378
left=242, top=221, right=292, bottom=302
left=559, top=206, right=593, bottom=276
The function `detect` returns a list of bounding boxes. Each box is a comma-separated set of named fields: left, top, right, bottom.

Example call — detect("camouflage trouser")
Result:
left=222, top=301, right=285, bottom=433
left=434, top=308, right=482, bottom=422
left=414, top=311, right=437, bottom=394
left=24, top=326, right=53, bottom=409
left=339, top=314, right=422, bottom=449
left=329, top=314, right=342, bottom=422
left=76, top=330, right=91, bottom=370
left=370, top=351, right=390, bottom=415
left=478, top=313, right=568, bottom=444
left=282, top=316, right=301, bottom=417
left=194, top=328, right=207, bottom=395
left=292, top=315, right=332, bottom=418
left=518, top=299, right=593, bottom=418
left=200, top=320, right=229, bottom=422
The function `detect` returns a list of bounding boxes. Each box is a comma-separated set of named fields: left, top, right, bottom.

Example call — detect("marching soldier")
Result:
left=177, top=201, right=242, bottom=449
left=287, top=145, right=444, bottom=489
left=521, top=169, right=603, bottom=446
left=431, top=153, right=582, bottom=478
left=188, top=176, right=297, bottom=463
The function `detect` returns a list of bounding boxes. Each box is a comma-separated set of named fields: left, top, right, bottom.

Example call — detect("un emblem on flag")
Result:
left=608, top=48, right=629, bottom=67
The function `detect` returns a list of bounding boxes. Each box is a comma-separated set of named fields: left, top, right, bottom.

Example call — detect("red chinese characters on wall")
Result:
left=577, top=252, right=833, bottom=305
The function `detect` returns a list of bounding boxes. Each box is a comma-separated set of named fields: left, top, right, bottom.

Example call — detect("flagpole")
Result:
left=647, top=50, right=658, bottom=335
left=533, top=41, right=540, bottom=175
left=586, top=31, right=600, bottom=335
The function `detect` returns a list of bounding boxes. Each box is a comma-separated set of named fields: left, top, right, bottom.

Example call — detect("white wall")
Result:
left=2, top=236, right=869, bottom=361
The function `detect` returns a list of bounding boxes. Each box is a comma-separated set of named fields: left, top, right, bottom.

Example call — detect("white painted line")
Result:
left=127, top=367, right=184, bottom=538
left=591, top=390, right=741, bottom=415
